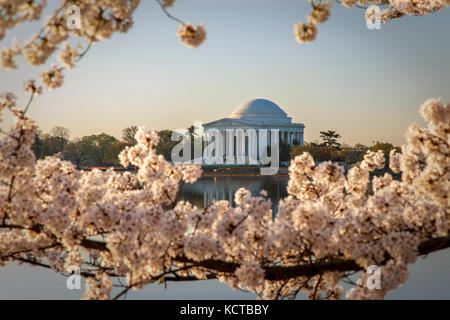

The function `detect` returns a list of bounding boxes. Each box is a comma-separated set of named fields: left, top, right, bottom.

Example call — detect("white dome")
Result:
left=230, top=99, right=288, bottom=120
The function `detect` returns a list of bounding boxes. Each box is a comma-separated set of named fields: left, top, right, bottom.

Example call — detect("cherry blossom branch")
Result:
left=22, top=90, right=36, bottom=115
left=111, top=264, right=199, bottom=300
left=5, top=214, right=448, bottom=285
left=155, top=0, right=186, bottom=25
left=16, top=257, right=101, bottom=279
left=334, top=0, right=388, bottom=9
left=14, top=1, right=66, bottom=49
left=78, top=235, right=450, bottom=281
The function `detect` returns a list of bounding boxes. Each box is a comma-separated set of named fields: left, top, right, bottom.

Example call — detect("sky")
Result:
left=1, top=0, right=449, bottom=146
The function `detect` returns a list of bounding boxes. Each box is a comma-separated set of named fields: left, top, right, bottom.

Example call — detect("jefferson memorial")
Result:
left=203, top=99, right=305, bottom=163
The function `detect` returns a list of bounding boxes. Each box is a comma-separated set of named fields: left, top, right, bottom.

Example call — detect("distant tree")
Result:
left=354, top=143, right=368, bottom=152
left=82, top=133, right=118, bottom=166
left=187, top=125, right=195, bottom=136
left=342, top=150, right=362, bottom=164
left=266, top=142, right=291, bottom=163
left=155, top=127, right=203, bottom=162
left=291, top=143, right=344, bottom=162
left=339, top=143, right=367, bottom=164
left=38, top=126, right=71, bottom=157
left=41, top=135, right=66, bottom=157
left=104, top=141, right=129, bottom=165
left=63, top=139, right=95, bottom=169
left=279, top=143, right=292, bottom=163
left=156, top=130, right=178, bottom=161
left=31, top=131, right=43, bottom=159
left=122, top=126, right=139, bottom=145
left=50, top=126, right=70, bottom=141
left=187, top=125, right=203, bottom=159
left=320, top=130, right=342, bottom=150
left=369, top=141, right=399, bottom=157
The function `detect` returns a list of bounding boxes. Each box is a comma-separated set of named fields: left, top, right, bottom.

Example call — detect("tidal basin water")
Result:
left=0, top=175, right=449, bottom=299
left=180, top=175, right=289, bottom=215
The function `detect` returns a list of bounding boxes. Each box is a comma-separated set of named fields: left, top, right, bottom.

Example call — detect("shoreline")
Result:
left=201, top=172, right=289, bottom=177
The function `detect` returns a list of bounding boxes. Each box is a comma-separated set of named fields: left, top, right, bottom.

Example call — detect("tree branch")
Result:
left=3, top=224, right=450, bottom=283
left=173, top=236, right=450, bottom=281
left=155, top=0, right=186, bottom=25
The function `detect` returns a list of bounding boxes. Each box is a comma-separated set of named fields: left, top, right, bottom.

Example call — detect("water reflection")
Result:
left=181, top=175, right=289, bottom=214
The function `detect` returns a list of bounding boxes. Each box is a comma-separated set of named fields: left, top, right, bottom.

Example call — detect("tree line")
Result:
left=32, top=127, right=400, bottom=169
left=288, top=130, right=401, bottom=167
left=31, top=125, right=187, bottom=169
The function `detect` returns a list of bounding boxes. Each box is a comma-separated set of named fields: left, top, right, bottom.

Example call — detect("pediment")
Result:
left=203, top=118, right=256, bottom=128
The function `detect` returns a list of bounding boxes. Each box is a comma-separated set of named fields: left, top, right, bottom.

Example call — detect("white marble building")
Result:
left=202, top=99, right=305, bottom=163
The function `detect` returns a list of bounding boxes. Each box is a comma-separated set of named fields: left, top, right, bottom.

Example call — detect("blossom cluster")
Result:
left=294, top=1, right=331, bottom=44
left=176, top=23, right=207, bottom=49
left=294, top=0, right=448, bottom=44
left=358, top=0, right=449, bottom=26
left=0, top=89, right=448, bottom=299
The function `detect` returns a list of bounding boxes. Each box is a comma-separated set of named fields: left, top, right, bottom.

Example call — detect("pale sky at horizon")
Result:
left=1, top=0, right=449, bottom=146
